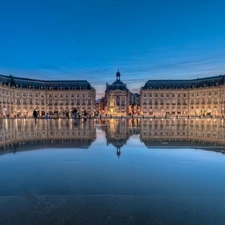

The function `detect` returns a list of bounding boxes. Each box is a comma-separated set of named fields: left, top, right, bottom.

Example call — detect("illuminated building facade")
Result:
left=0, top=75, right=96, bottom=117
left=140, top=75, right=225, bottom=117
left=104, top=71, right=131, bottom=116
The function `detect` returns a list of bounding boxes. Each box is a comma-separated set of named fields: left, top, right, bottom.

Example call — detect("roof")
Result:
left=106, top=79, right=129, bottom=91
left=142, top=75, right=225, bottom=90
left=0, top=74, right=94, bottom=90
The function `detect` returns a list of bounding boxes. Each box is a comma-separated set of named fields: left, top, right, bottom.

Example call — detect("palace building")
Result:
left=103, top=70, right=131, bottom=116
left=0, top=74, right=96, bottom=118
left=1, top=72, right=225, bottom=118
left=140, top=75, right=225, bottom=117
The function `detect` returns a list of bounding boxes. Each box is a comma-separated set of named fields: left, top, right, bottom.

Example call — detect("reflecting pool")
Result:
left=0, top=118, right=225, bottom=225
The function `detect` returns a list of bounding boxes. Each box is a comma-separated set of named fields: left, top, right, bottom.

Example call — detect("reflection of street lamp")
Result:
left=3, top=108, right=7, bottom=118
left=214, top=108, right=216, bottom=117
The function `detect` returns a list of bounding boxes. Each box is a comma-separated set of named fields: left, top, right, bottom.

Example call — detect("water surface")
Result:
left=0, top=118, right=225, bottom=225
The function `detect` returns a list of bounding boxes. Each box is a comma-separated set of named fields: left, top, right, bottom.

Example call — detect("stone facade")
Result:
left=2, top=73, right=225, bottom=118
left=0, top=75, right=96, bottom=117
left=140, top=75, right=225, bottom=117
left=104, top=71, right=131, bottom=116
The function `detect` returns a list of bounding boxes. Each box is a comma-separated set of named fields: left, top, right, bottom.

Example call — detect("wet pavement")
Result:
left=0, top=118, right=225, bottom=225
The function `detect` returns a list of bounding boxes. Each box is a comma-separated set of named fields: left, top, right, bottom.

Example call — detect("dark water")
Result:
left=0, top=118, right=225, bottom=225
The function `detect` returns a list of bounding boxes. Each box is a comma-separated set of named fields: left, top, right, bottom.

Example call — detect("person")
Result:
left=83, top=110, right=87, bottom=122
left=45, top=113, right=50, bottom=120
left=66, top=111, right=69, bottom=120
left=33, top=109, right=38, bottom=123
left=72, top=108, right=77, bottom=123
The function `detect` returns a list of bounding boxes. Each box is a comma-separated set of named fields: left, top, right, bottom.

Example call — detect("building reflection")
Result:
left=98, top=118, right=140, bottom=157
left=140, top=118, right=225, bottom=151
left=1, top=118, right=225, bottom=155
left=0, top=119, right=96, bottom=153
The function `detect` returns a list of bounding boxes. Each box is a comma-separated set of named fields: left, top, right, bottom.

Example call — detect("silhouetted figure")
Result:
left=33, top=109, right=38, bottom=123
left=72, top=108, right=78, bottom=123
left=83, top=110, right=87, bottom=122
left=45, top=113, right=50, bottom=120
left=66, top=111, right=69, bottom=120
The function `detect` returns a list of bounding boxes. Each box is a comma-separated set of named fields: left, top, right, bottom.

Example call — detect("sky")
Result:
left=1, top=0, right=225, bottom=98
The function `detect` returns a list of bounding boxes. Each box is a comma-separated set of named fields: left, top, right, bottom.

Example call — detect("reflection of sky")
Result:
left=1, top=1, right=225, bottom=97
left=0, top=137, right=225, bottom=197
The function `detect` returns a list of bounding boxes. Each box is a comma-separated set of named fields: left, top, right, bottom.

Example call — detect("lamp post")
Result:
left=161, top=109, right=164, bottom=117
left=3, top=107, right=7, bottom=118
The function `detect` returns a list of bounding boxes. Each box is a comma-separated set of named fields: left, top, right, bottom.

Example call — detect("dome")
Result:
left=105, top=70, right=128, bottom=91
left=109, top=80, right=127, bottom=91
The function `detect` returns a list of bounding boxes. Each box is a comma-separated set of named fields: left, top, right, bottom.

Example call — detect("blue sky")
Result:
left=1, top=0, right=225, bottom=97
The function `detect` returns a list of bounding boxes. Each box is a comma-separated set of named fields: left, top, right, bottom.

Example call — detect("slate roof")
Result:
left=107, top=79, right=128, bottom=91
left=142, top=75, right=225, bottom=89
left=0, top=74, right=94, bottom=90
